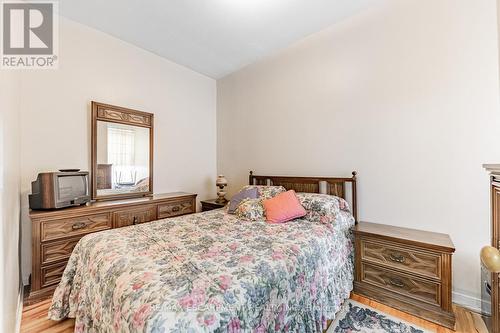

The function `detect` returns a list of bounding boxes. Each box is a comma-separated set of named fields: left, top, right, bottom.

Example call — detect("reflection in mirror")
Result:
left=96, top=121, right=150, bottom=196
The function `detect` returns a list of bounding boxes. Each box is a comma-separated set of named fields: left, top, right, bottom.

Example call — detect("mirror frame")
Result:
left=91, top=101, right=154, bottom=201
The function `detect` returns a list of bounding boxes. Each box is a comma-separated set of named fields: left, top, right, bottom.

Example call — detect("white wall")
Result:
left=19, top=18, right=217, bottom=284
left=0, top=71, right=22, bottom=332
left=217, top=0, right=500, bottom=308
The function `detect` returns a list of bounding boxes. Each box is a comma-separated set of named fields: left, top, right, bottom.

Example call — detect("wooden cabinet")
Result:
left=354, top=221, right=455, bottom=329
left=28, top=192, right=196, bottom=304
left=493, top=185, right=500, bottom=333
left=485, top=165, right=500, bottom=333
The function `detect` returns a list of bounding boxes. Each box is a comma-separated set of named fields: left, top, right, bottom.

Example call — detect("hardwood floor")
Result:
left=21, top=299, right=74, bottom=333
left=21, top=294, right=489, bottom=333
left=350, top=294, right=489, bottom=333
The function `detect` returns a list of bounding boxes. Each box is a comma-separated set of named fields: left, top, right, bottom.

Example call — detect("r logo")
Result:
left=2, top=2, right=53, bottom=55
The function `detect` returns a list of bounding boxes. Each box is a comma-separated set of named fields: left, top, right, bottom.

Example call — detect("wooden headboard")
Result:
left=249, top=171, right=358, bottom=222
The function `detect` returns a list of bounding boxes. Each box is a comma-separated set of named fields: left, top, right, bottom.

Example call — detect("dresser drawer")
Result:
left=157, top=199, right=195, bottom=219
left=113, top=205, right=156, bottom=228
left=40, top=261, right=67, bottom=288
left=41, top=237, right=80, bottom=265
left=361, top=240, right=441, bottom=280
left=361, top=263, right=441, bottom=306
left=41, top=213, right=112, bottom=242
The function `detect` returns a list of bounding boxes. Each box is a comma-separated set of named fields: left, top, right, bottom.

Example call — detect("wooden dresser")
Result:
left=354, top=221, right=456, bottom=329
left=96, top=164, right=112, bottom=189
left=28, top=192, right=196, bottom=303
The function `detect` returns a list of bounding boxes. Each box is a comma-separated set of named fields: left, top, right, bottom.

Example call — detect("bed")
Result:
left=48, top=172, right=358, bottom=332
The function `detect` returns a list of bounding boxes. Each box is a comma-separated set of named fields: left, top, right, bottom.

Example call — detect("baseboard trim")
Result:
left=15, top=285, right=23, bottom=333
left=452, top=291, right=484, bottom=314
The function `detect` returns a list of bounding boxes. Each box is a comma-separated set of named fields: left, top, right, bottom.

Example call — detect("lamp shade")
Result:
left=216, top=175, right=228, bottom=186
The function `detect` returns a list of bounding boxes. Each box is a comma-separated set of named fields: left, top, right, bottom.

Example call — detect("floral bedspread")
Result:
left=49, top=208, right=355, bottom=333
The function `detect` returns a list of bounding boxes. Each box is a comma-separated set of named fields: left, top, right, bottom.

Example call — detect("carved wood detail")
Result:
left=41, top=213, right=112, bottom=242
left=113, top=205, right=157, bottom=228
left=41, top=262, right=66, bottom=288
left=97, top=108, right=151, bottom=126
left=41, top=237, right=80, bottom=265
left=361, top=240, right=441, bottom=280
left=157, top=199, right=195, bottom=219
left=361, top=263, right=441, bottom=306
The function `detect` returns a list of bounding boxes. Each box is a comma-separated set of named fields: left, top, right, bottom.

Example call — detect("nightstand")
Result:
left=201, top=199, right=226, bottom=212
left=353, top=221, right=456, bottom=329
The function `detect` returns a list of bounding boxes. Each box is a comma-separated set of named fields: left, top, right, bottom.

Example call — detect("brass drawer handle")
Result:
left=389, top=253, right=406, bottom=264
left=389, top=278, right=405, bottom=288
left=72, top=222, right=87, bottom=230
left=172, top=206, right=180, bottom=212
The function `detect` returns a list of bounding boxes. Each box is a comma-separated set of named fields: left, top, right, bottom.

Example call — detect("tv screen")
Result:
left=57, top=175, right=88, bottom=202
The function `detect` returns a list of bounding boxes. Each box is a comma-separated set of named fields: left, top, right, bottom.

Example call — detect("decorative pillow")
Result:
left=234, top=198, right=265, bottom=221
left=263, top=190, right=306, bottom=223
left=227, top=187, right=259, bottom=214
left=296, top=192, right=350, bottom=224
left=243, top=185, right=286, bottom=200
left=134, top=177, right=150, bottom=192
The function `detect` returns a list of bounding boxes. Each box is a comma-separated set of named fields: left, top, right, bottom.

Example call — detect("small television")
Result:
left=29, top=171, right=91, bottom=210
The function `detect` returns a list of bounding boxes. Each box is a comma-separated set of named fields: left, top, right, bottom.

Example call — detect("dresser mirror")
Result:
left=91, top=101, right=153, bottom=200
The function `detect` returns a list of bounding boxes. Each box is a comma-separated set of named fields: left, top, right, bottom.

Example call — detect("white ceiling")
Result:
left=59, top=0, right=375, bottom=78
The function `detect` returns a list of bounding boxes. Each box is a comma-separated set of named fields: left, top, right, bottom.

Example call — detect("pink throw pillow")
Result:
left=263, top=190, right=307, bottom=223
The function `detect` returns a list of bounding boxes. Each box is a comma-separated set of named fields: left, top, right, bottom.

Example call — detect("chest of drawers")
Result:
left=354, top=221, right=455, bottom=329
left=28, top=192, right=196, bottom=303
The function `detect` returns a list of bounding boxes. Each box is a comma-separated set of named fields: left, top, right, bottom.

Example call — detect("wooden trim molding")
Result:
left=94, top=102, right=153, bottom=127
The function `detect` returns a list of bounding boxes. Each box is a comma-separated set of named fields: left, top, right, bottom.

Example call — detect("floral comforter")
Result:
left=49, top=208, right=355, bottom=333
